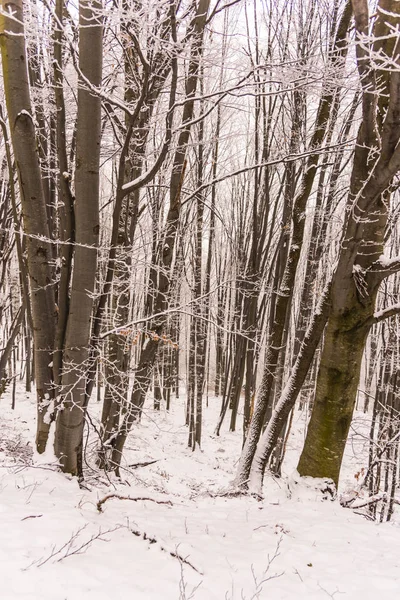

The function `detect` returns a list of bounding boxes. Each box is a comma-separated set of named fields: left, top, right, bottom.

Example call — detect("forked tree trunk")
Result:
left=297, top=0, right=400, bottom=487
left=247, top=286, right=332, bottom=494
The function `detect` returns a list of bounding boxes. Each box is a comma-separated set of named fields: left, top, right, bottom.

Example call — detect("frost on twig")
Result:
left=178, top=559, right=203, bottom=600
left=340, top=491, right=387, bottom=510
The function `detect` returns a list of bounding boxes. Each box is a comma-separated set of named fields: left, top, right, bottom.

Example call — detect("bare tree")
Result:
left=298, top=0, right=400, bottom=486
left=0, top=0, right=56, bottom=451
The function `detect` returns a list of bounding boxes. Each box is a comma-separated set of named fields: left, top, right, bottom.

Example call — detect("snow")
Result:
left=17, top=110, right=33, bottom=119
left=373, top=303, right=400, bottom=321
left=1, top=385, right=400, bottom=599
left=376, top=254, right=400, bottom=269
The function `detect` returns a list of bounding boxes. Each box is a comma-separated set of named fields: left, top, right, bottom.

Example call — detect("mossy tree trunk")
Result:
left=297, top=303, right=372, bottom=484
left=297, top=0, right=400, bottom=487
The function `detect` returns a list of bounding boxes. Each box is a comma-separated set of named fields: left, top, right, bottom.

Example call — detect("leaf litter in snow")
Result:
left=0, top=383, right=400, bottom=599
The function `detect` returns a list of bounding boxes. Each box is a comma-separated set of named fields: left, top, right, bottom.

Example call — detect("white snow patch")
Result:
left=0, top=385, right=399, bottom=599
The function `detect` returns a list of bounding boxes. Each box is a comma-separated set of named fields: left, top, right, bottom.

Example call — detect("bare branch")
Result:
left=372, top=303, right=400, bottom=324
left=97, top=493, right=173, bottom=512
left=130, top=528, right=203, bottom=574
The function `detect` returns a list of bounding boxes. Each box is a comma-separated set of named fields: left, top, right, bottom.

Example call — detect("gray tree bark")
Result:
left=54, top=0, right=103, bottom=475
left=111, top=0, right=211, bottom=471
left=0, top=0, right=56, bottom=452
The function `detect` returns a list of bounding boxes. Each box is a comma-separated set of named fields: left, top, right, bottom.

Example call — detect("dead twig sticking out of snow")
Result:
left=131, top=528, right=203, bottom=575
left=178, top=559, right=203, bottom=599
left=245, top=536, right=284, bottom=600
left=317, top=582, right=344, bottom=598
left=24, top=524, right=124, bottom=569
left=96, top=492, right=173, bottom=512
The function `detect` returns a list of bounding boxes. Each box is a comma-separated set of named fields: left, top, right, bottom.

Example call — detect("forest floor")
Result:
left=1, top=384, right=399, bottom=599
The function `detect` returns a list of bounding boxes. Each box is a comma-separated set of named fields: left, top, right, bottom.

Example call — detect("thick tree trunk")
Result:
left=0, top=0, right=56, bottom=452
left=297, top=0, right=400, bottom=488
left=297, top=309, right=370, bottom=485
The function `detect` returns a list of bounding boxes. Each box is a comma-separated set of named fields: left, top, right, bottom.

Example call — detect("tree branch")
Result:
left=368, top=255, right=400, bottom=280
left=372, top=303, right=400, bottom=325
left=97, top=493, right=173, bottom=512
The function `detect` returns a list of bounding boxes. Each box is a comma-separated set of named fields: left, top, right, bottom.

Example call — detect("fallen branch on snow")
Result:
left=97, top=493, right=173, bottom=512
left=127, top=459, right=160, bottom=469
left=340, top=491, right=386, bottom=509
left=131, top=528, right=203, bottom=574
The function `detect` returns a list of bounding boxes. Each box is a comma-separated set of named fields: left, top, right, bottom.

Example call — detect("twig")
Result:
left=317, top=582, right=344, bottom=598
left=248, top=536, right=284, bottom=599
left=97, top=493, right=173, bottom=512
left=131, top=528, right=203, bottom=574
left=25, top=524, right=123, bottom=569
left=178, top=559, right=203, bottom=599
left=127, top=459, right=160, bottom=469
left=340, top=492, right=386, bottom=509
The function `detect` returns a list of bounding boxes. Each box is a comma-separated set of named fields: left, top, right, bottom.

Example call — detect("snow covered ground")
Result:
left=1, top=385, right=399, bottom=599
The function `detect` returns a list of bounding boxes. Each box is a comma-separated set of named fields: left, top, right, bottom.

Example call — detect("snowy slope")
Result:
left=1, top=386, right=399, bottom=599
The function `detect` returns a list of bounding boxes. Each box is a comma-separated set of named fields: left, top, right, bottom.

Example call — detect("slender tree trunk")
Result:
left=111, top=0, right=211, bottom=470
left=52, top=0, right=75, bottom=389
left=0, top=304, right=24, bottom=396
left=241, top=285, right=331, bottom=494
left=55, top=0, right=103, bottom=475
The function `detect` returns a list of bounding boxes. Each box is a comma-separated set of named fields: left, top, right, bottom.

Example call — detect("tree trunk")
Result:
left=111, top=0, right=211, bottom=470
left=297, top=309, right=370, bottom=485
left=0, top=0, right=56, bottom=452
left=55, top=0, right=103, bottom=475
left=297, top=0, right=400, bottom=487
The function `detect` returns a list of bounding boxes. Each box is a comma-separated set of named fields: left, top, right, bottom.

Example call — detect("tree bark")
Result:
left=0, top=0, right=56, bottom=452
left=297, top=0, right=400, bottom=487
left=111, top=0, right=211, bottom=470
left=55, top=0, right=103, bottom=475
